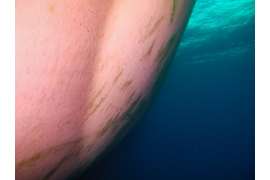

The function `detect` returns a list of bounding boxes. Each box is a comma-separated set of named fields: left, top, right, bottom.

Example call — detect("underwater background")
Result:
left=78, top=0, right=255, bottom=179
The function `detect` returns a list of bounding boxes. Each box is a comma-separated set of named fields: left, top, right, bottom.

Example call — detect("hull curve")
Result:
left=15, top=0, right=196, bottom=179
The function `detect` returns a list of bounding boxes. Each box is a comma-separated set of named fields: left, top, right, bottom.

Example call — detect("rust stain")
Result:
left=139, top=16, right=164, bottom=43
left=16, top=136, right=90, bottom=170
left=85, top=84, right=105, bottom=111
left=125, top=91, right=135, bottom=105
left=170, top=0, right=178, bottom=23
left=90, top=96, right=106, bottom=115
left=113, top=69, right=123, bottom=84
left=49, top=6, right=54, bottom=13
left=140, top=39, right=156, bottom=62
left=42, top=155, right=71, bottom=180
left=120, top=80, right=133, bottom=91
left=146, top=40, right=155, bottom=56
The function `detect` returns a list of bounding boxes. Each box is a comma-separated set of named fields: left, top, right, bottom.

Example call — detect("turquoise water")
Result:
left=178, top=0, right=255, bottom=64
left=79, top=1, right=255, bottom=179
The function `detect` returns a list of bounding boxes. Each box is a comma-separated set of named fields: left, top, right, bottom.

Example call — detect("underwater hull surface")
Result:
left=15, top=0, right=196, bottom=179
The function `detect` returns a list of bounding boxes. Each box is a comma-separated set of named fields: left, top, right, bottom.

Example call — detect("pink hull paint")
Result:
left=15, top=0, right=196, bottom=179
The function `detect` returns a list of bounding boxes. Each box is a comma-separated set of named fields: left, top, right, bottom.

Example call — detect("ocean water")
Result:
left=78, top=0, right=255, bottom=179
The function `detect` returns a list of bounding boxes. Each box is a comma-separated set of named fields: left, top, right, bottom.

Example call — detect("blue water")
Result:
left=78, top=0, right=255, bottom=179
